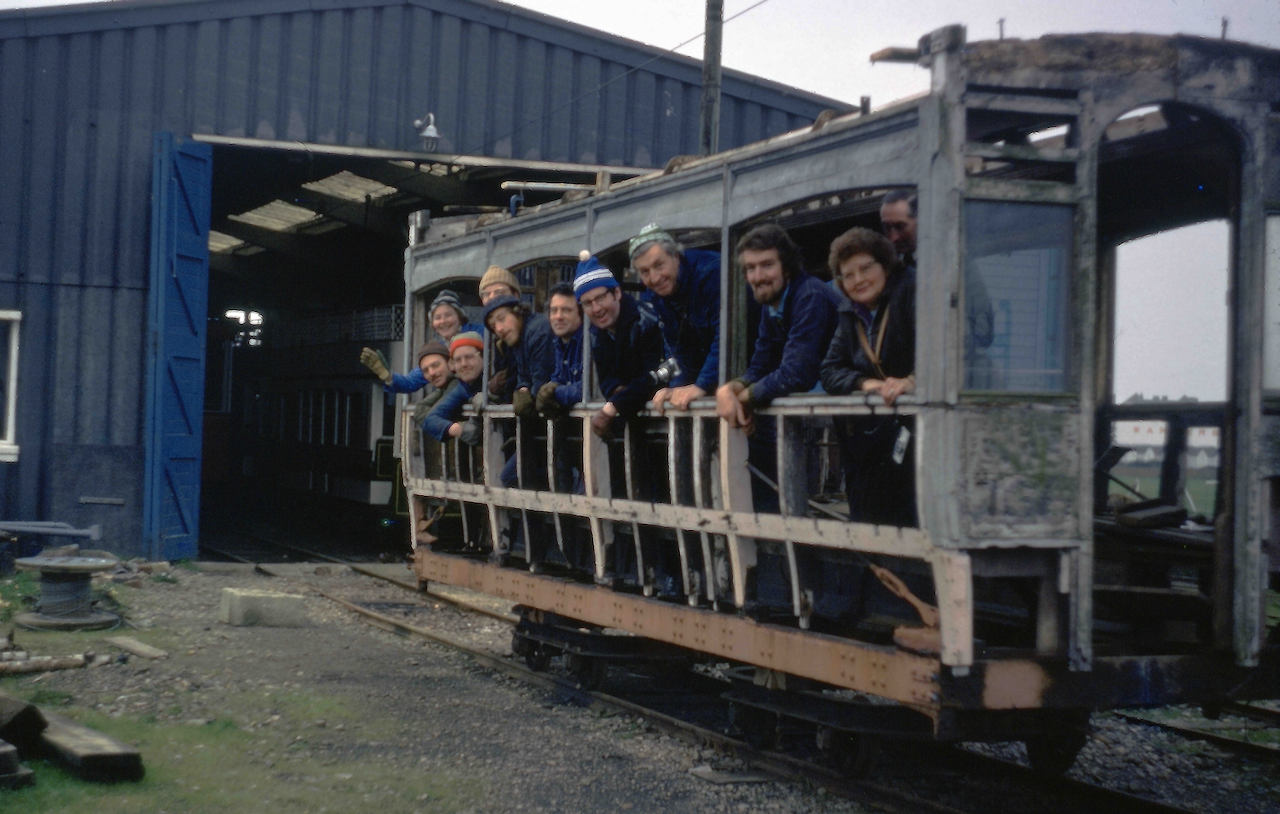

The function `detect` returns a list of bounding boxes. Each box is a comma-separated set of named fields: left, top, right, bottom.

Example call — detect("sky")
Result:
left=2, top=0, right=1276, bottom=108
left=2, top=0, right=1270, bottom=400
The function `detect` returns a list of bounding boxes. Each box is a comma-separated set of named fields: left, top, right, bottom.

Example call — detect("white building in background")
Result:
left=1113, top=421, right=1220, bottom=469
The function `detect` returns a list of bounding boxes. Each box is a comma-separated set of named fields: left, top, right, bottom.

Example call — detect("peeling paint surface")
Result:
left=961, top=407, right=1079, bottom=539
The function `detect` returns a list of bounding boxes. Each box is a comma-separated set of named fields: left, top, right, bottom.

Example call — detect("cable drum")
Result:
left=36, top=571, right=96, bottom=617
left=13, top=555, right=120, bottom=631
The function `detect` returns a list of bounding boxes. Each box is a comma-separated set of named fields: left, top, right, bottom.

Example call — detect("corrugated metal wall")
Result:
left=0, top=0, right=843, bottom=554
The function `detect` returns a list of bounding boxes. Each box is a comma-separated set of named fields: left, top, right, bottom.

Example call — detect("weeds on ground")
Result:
left=1, top=696, right=482, bottom=814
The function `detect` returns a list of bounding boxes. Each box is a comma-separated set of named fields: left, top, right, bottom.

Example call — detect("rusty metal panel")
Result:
left=959, top=406, right=1081, bottom=542
left=414, top=546, right=942, bottom=707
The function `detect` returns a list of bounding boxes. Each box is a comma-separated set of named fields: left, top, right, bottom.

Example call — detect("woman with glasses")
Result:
left=820, top=227, right=917, bottom=527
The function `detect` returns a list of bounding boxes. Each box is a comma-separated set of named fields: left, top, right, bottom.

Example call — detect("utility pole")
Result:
left=699, top=0, right=724, bottom=156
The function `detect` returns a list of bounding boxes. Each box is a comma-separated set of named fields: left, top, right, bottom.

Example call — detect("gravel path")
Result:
left=6, top=564, right=1277, bottom=814
left=7, top=565, right=867, bottom=814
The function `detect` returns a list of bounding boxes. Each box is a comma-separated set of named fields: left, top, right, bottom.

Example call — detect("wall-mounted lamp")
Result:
left=413, top=112, right=440, bottom=152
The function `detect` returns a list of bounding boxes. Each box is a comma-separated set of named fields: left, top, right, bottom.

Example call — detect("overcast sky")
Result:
left=3, top=0, right=1270, bottom=400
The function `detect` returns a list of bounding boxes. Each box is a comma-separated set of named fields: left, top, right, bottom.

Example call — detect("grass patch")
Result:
left=1, top=703, right=483, bottom=814
left=24, top=688, right=74, bottom=707
left=0, top=571, right=38, bottom=623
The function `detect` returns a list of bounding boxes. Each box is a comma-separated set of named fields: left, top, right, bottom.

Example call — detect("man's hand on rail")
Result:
left=650, top=387, right=671, bottom=415
left=535, top=382, right=565, bottom=418
left=512, top=387, right=536, bottom=418
left=668, top=384, right=705, bottom=411
left=487, top=368, right=509, bottom=399
left=458, top=418, right=483, bottom=447
left=589, top=402, right=618, bottom=439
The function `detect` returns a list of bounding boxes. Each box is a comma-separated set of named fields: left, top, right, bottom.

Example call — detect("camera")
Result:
left=649, top=357, right=682, bottom=386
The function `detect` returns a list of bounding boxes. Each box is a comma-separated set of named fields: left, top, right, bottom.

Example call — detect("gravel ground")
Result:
left=5, top=565, right=869, bottom=814
left=6, top=564, right=1277, bottom=814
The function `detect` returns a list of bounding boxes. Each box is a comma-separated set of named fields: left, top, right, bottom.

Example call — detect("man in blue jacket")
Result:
left=483, top=295, right=556, bottom=488
left=630, top=223, right=722, bottom=414
left=535, top=281, right=585, bottom=418
left=574, top=254, right=665, bottom=439
left=422, top=332, right=486, bottom=444
left=715, top=223, right=841, bottom=513
left=576, top=253, right=673, bottom=588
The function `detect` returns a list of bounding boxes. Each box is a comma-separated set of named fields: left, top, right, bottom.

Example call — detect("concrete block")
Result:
left=218, top=588, right=307, bottom=627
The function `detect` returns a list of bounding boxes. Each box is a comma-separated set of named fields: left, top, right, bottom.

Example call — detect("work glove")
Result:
left=512, top=388, right=536, bottom=418
left=536, top=382, right=566, bottom=418
left=468, top=392, right=487, bottom=415
left=359, top=347, right=392, bottom=384
left=589, top=409, right=615, bottom=440
left=459, top=418, right=484, bottom=447
left=487, top=368, right=509, bottom=399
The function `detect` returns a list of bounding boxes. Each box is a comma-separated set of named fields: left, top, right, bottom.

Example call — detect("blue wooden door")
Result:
left=144, top=133, right=212, bottom=561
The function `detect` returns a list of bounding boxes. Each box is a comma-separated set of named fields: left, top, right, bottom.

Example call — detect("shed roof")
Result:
left=0, top=0, right=849, bottom=112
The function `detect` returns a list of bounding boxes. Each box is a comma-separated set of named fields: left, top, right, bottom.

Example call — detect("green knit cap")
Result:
left=628, top=223, right=676, bottom=260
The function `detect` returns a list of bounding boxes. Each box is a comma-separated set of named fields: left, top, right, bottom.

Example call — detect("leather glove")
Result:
left=487, top=368, right=509, bottom=398
left=459, top=418, right=484, bottom=447
left=536, top=382, right=565, bottom=418
left=512, top=388, right=536, bottom=418
left=359, top=347, right=392, bottom=384
left=589, top=409, right=615, bottom=439
left=412, top=398, right=433, bottom=424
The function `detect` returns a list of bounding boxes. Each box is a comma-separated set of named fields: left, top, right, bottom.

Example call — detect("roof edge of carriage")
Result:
left=407, top=27, right=1280, bottom=266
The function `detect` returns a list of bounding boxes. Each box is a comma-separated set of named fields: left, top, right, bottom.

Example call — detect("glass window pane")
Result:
left=1265, top=215, right=1280, bottom=392
left=0, top=322, right=10, bottom=441
left=964, top=201, right=1073, bottom=392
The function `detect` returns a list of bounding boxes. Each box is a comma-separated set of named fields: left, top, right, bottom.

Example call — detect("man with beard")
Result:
left=715, top=224, right=840, bottom=512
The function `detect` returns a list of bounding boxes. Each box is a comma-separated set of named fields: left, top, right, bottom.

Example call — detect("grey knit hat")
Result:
left=429, top=289, right=468, bottom=322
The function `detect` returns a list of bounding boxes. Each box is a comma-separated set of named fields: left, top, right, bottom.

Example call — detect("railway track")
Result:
left=1111, top=709, right=1280, bottom=763
left=198, top=542, right=1209, bottom=814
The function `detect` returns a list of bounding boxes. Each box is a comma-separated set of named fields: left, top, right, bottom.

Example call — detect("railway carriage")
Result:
left=397, top=27, right=1280, bottom=772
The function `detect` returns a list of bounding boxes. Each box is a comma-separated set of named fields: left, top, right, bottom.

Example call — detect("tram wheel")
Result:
left=565, top=653, right=607, bottom=691
left=525, top=647, right=551, bottom=672
left=1024, top=728, right=1087, bottom=775
left=817, top=728, right=881, bottom=778
left=733, top=703, right=780, bottom=751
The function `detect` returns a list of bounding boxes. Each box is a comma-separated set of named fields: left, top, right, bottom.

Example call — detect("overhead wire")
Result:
left=453, top=0, right=776, bottom=159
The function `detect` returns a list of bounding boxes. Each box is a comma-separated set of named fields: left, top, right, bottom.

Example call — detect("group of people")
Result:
left=361, top=191, right=930, bottom=530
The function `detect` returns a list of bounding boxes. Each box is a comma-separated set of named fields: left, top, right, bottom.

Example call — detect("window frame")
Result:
left=0, top=310, right=21, bottom=462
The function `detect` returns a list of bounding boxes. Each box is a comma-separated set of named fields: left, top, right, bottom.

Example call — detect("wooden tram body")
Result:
left=398, top=27, right=1280, bottom=758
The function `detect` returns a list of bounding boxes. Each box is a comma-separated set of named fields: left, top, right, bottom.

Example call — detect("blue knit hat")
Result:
left=572, top=251, right=618, bottom=299
left=482, top=294, right=521, bottom=327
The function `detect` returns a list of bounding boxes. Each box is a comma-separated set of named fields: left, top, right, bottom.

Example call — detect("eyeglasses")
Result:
left=882, top=222, right=911, bottom=236
left=451, top=351, right=481, bottom=363
left=840, top=259, right=883, bottom=281
left=579, top=290, right=614, bottom=310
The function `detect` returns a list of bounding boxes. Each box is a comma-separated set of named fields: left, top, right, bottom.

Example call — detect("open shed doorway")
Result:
left=194, top=139, right=640, bottom=562
left=197, top=143, right=414, bottom=562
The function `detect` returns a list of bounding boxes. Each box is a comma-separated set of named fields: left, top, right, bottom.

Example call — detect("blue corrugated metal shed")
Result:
left=0, top=0, right=847, bottom=556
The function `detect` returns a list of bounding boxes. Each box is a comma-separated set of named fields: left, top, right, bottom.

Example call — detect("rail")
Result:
left=402, top=393, right=930, bottom=628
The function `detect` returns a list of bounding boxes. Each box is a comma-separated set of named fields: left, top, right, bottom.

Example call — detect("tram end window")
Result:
left=962, top=201, right=1073, bottom=393
left=0, top=311, right=20, bottom=462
